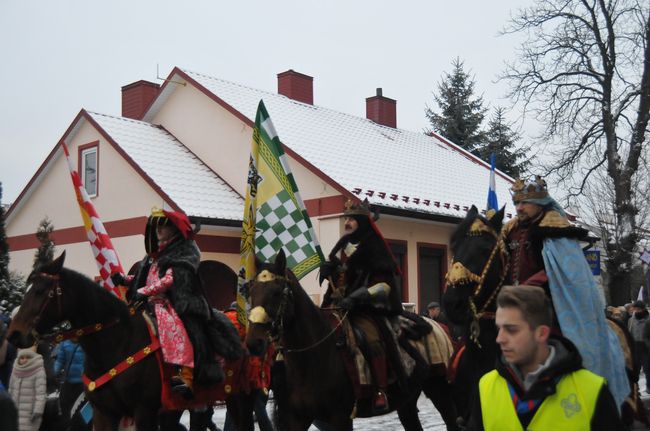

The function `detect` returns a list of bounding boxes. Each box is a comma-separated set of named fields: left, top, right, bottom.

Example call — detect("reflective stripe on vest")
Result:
left=479, top=368, right=604, bottom=431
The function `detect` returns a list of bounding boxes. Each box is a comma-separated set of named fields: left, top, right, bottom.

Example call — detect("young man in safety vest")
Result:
left=466, top=284, right=622, bottom=431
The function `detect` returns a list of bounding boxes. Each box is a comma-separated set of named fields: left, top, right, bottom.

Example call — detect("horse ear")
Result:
left=489, top=206, right=506, bottom=232
left=274, top=249, right=287, bottom=273
left=467, top=205, right=479, bottom=217
left=44, top=251, right=66, bottom=275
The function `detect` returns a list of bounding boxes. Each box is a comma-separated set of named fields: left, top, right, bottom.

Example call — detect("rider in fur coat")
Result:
left=116, top=208, right=241, bottom=394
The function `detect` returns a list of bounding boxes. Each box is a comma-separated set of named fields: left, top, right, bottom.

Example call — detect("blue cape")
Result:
left=543, top=237, right=630, bottom=409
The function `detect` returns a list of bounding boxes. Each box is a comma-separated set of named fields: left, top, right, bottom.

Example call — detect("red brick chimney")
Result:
left=121, top=80, right=160, bottom=120
left=366, top=88, right=396, bottom=128
left=277, top=70, right=313, bottom=105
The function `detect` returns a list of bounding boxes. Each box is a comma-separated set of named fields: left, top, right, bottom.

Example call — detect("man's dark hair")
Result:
left=496, top=285, right=552, bottom=329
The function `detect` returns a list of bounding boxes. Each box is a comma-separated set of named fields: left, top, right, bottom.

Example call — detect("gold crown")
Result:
left=511, top=176, right=548, bottom=202
left=150, top=207, right=165, bottom=218
left=343, top=199, right=371, bottom=217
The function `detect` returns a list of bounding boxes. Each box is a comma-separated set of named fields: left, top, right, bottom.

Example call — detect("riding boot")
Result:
left=368, top=343, right=389, bottom=413
left=171, top=366, right=194, bottom=399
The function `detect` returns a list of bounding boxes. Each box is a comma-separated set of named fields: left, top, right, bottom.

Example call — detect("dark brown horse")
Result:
left=441, top=205, right=508, bottom=424
left=245, top=250, right=458, bottom=431
left=7, top=252, right=251, bottom=431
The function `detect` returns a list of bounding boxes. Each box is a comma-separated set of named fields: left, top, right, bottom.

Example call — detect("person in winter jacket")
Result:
left=8, top=348, right=46, bottom=431
left=629, top=300, right=650, bottom=392
left=53, top=340, right=85, bottom=427
left=466, top=284, right=622, bottom=431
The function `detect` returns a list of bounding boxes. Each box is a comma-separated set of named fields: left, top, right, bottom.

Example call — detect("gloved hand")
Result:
left=111, top=272, right=127, bottom=287
left=31, top=412, right=42, bottom=422
left=318, top=257, right=341, bottom=285
left=133, top=292, right=148, bottom=303
left=339, top=296, right=355, bottom=311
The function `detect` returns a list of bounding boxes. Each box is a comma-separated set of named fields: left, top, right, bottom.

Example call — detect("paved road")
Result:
left=183, top=375, right=650, bottom=430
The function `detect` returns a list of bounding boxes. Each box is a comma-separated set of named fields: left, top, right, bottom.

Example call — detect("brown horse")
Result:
left=7, top=252, right=251, bottom=431
left=245, top=250, right=458, bottom=431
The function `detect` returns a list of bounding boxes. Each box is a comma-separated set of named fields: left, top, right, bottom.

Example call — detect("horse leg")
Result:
left=134, top=409, right=161, bottom=431
left=91, top=410, right=120, bottom=431
left=225, top=394, right=254, bottom=431
left=422, top=375, right=460, bottom=431
left=396, top=395, right=424, bottom=431
left=189, top=406, right=214, bottom=431
left=159, top=410, right=185, bottom=431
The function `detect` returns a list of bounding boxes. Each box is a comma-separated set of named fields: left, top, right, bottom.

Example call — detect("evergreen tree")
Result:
left=33, top=217, right=55, bottom=269
left=480, top=107, right=530, bottom=178
left=425, top=58, right=487, bottom=155
left=0, top=183, right=9, bottom=282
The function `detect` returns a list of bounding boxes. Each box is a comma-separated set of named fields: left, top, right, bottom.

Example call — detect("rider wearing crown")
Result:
left=502, top=176, right=629, bottom=409
left=115, top=208, right=228, bottom=396
left=320, top=199, right=404, bottom=413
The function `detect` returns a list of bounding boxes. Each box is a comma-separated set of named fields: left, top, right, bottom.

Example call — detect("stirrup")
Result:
left=372, top=390, right=389, bottom=413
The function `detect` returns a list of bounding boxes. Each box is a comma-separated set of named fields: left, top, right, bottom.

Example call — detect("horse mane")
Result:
left=450, top=211, right=482, bottom=253
left=59, top=267, right=131, bottom=324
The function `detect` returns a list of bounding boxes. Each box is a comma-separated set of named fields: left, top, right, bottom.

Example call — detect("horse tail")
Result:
left=270, top=358, right=288, bottom=431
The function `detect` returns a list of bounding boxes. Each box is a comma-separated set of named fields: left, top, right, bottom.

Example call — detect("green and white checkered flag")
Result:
left=239, top=100, right=324, bottom=285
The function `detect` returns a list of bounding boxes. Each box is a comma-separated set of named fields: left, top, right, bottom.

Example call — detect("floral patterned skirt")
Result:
left=151, top=296, right=194, bottom=367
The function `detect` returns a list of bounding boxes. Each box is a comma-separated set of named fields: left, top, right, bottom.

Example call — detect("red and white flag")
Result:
left=62, top=142, right=127, bottom=301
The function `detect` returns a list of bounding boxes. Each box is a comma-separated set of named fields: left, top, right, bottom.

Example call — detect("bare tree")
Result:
left=502, top=0, right=650, bottom=305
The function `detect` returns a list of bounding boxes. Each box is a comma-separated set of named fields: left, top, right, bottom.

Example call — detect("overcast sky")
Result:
left=0, top=0, right=535, bottom=204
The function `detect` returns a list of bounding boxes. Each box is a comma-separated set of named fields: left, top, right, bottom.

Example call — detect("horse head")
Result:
left=8, top=251, right=129, bottom=349
left=8, top=251, right=71, bottom=348
left=442, top=205, right=508, bottom=329
left=245, top=249, right=296, bottom=356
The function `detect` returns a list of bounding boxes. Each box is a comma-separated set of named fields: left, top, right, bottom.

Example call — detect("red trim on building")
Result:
left=8, top=217, right=148, bottom=251
left=303, top=195, right=347, bottom=217
left=194, top=234, right=240, bottom=254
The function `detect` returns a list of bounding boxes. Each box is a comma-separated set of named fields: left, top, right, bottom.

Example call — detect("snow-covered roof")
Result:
left=87, top=111, right=243, bottom=220
left=178, top=68, right=517, bottom=219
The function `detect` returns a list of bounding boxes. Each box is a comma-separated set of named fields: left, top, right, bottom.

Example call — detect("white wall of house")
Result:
left=7, top=120, right=166, bottom=276
left=148, top=80, right=251, bottom=195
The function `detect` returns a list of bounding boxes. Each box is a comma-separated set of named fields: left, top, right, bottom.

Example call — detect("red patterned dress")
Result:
left=137, top=263, right=194, bottom=367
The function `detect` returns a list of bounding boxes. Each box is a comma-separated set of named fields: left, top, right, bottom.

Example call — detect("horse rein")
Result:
left=446, top=225, right=509, bottom=347
left=29, top=272, right=124, bottom=344
left=252, top=272, right=348, bottom=354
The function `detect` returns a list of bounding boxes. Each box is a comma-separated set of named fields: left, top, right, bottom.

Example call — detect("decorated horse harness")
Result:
left=29, top=272, right=160, bottom=392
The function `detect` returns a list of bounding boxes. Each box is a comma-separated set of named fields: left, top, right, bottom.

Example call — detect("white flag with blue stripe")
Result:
left=486, top=153, right=499, bottom=212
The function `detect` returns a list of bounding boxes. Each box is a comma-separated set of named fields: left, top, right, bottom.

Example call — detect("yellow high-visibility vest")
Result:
left=479, top=368, right=604, bottom=431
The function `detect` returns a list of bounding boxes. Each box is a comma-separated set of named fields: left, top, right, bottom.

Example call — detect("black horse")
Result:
left=441, top=205, right=508, bottom=423
left=245, top=250, right=458, bottom=431
left=7, top=252, right=251, bottom=431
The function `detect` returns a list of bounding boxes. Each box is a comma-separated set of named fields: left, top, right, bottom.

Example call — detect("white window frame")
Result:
left=81, top=146, right=98, bottom=198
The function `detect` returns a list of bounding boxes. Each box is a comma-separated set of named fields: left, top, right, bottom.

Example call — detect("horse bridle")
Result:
left=28, top=272, right=122, bottom=343
left=446, top=224, right=509, bottom=346
left=249, top=272, right=347, bottom=354
left=31, top=272, right=64, bottom=326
